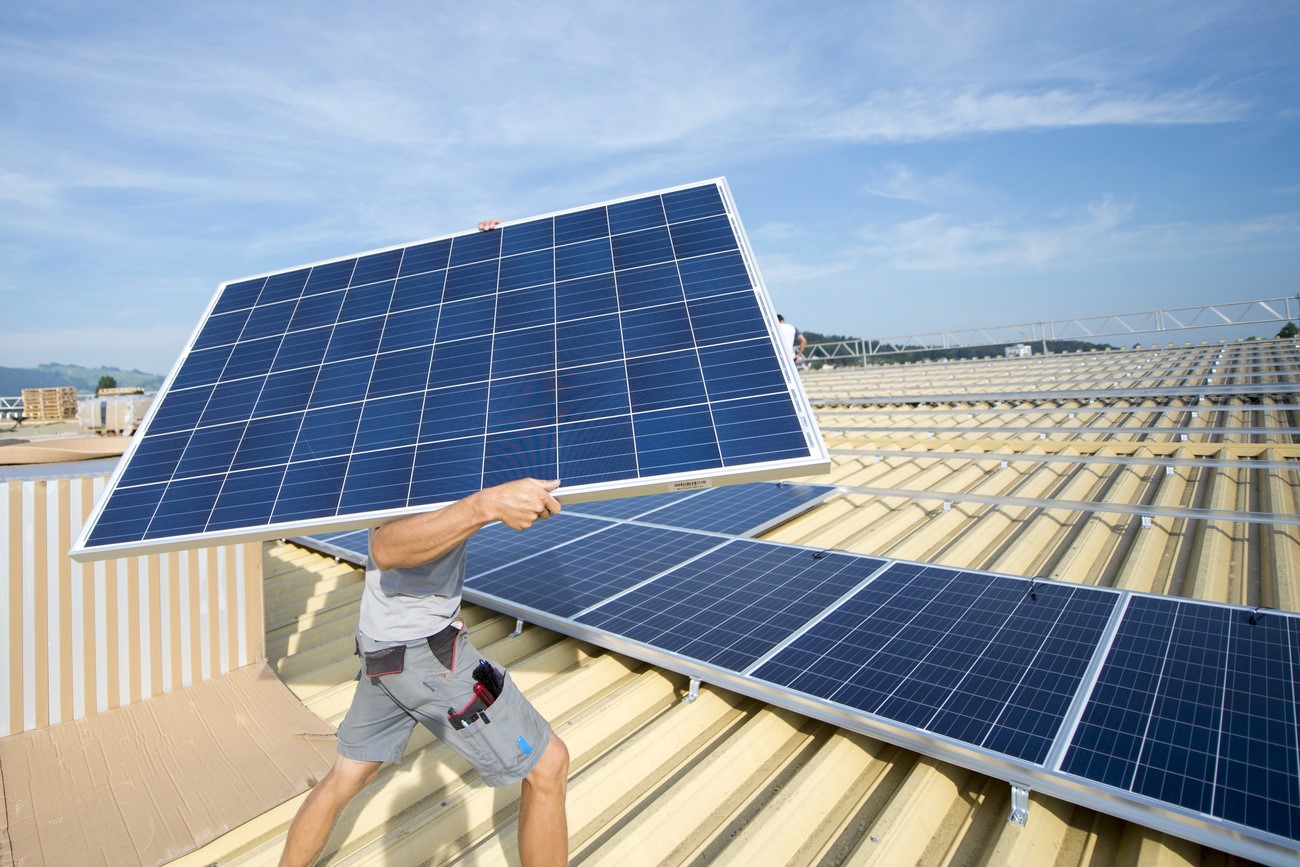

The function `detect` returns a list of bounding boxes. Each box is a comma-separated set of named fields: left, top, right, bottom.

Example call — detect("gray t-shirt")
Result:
left=358, top=536, right=467, bottom=641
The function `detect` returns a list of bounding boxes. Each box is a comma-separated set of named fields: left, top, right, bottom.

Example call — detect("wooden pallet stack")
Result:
left=21, top=386, right=78, bottom=420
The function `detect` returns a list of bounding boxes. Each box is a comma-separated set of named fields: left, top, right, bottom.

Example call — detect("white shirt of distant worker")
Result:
left=777, top=313, right=807, bottom=363
left=280, top=220, right=569, bottom=867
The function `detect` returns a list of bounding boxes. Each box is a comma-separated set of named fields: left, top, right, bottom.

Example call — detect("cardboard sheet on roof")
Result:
left=0, top=662, right=335, bottom=867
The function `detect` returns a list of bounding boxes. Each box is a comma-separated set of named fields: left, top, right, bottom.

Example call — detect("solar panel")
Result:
left=1060, top=596, right=1300, bottom=841
left=468, top=522, right=728, bottom=618
left=287, top=505, right=1299, bottom=861
left=753, top=563, right=1119, bottom=764
left=575, top=541, right=888, bottom=672
left=560, top=487, right=703, bottom=520
left=466, top=513, right=617, bottom=578
left=291, top=481, right=838, bottom=566
left=594, top=481, right=836, bottom=536
left=71, top=180, right=828, bottom=562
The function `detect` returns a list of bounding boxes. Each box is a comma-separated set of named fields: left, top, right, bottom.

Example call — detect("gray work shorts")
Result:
left=338, top=622, right=553, bottom=787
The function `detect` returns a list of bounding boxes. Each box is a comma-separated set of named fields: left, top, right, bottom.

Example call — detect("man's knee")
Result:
left=526, top=734, right=569, bottom=792
left=326, top=755, right=384, bottom=800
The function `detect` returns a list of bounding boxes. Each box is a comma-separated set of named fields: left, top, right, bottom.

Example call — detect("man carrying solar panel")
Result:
left=279, top=226, right=569, bottom=867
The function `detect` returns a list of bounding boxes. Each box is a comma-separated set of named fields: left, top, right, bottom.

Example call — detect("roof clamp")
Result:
left=510, top=619, right=526, bottom=638
left=812, top=549, right=830, bottom=560
left=1009, top=784, right=1031, bottom=825
left=1000, top=460, right=1008, bottom=469
left=1165, top=465, right=1175, bottom=476
left=684, top=677, right=702, bottom=704
left=1248, top=606, right=1270, bottom=625
left=942, top=501, right=952, bottom=513
left=1028, top=578, right=1038, bottom=601
left=1140, top=515, right=1153, bottom=529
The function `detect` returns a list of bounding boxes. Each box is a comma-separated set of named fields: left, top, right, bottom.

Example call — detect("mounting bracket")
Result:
left=684, top=677, right=702, bottom=704
left=1009, top=784, right=1030, bottom=825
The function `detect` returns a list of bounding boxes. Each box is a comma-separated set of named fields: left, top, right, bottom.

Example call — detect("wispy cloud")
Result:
left=810, top=84, right=1249, bottom=144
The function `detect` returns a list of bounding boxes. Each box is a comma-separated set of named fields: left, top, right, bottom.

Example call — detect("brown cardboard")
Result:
left=0, top=661, right=335, bottom=866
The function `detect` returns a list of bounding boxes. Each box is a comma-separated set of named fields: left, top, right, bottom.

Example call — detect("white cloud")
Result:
left=811, top=85, right=1248, bottom=144
left=855, top=196, right=1132, bottom=271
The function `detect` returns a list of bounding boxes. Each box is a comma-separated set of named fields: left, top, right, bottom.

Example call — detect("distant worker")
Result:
left=280, top=219, right=570, bottom=867
left=777, top=314, right=807, bottom=367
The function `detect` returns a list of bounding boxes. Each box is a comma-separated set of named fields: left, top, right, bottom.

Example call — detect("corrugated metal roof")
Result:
left=176, top=338, right=1296, bottom=866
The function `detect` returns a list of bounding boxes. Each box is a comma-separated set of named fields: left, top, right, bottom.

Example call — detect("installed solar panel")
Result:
left=601, top=481, right=835, bottom=536
left=753, top=563, right=1119, bottom=764
left=465, top=513, right=618, bottom=577
left=292, top=481, right=837, bottom=566
left=72, top=180, right=828, bottom=562
left=576, top=541, right=888, bottom=672
left=468, top=522, right=728, bottom=618
left=1060, top=596, right=1300, bottom=841
left=288, top=508, right=1299, bottom=861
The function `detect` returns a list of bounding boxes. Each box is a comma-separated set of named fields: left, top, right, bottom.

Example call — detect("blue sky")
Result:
left=2, top=1, right=1297, bottom=375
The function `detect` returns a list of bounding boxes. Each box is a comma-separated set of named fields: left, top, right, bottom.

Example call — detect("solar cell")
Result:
left=72, top=180, right=827, bottom=561
left=754, top=562, right=1119, bottom=764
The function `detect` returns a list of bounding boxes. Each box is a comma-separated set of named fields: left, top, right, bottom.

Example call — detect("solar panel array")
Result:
left=294, top=484, right=1300, bottom=864
left=71, top=180, right=828, bottom=562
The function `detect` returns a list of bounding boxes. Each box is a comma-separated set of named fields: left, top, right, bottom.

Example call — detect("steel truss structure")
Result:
left=807, top=296, right=1300, bottom=362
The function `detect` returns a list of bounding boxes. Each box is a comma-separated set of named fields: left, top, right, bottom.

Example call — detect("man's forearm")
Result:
left=370, top=494, right=491, bottom=570
left=370, top=478, right=562, bottom=570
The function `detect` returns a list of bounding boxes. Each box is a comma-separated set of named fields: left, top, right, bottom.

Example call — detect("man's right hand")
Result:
left=474, top=478, right=561, bottom=530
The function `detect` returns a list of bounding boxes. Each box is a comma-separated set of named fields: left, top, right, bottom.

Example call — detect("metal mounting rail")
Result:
left=815, top=404, right=1300, bottom=417
left=820, top=424, right=1299, bottom=437
left=828, top=448, right=1298, bottom=472
left=833, top=483, right=1300, bottom=527
left=805, top=296, right=1300, bottom=360
left=810, top=382, right=1300, bottom=406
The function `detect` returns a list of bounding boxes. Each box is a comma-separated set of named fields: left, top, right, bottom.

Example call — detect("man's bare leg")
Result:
left=280, top=755, right=383, bottom=867
left=518, top=734, right=570, bottom=867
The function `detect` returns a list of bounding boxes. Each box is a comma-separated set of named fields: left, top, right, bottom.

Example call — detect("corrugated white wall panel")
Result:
left=2, top=473, right=262, bottom=736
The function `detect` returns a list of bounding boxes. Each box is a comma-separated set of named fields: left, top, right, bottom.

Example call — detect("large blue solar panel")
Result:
left=72, top=180, right=828, bottom=561
left=1061, top=596, right=1300, bottom=842
left=575, top=542, right=888, bottom=672
left=467, top=522, right=727, bottom=618
left=754, top=563, right=1120, bottom=764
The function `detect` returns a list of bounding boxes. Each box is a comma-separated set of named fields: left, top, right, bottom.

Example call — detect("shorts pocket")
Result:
left=362, top=644, right=406, bottom=678
left=447, top=673, right=541, bottom=777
